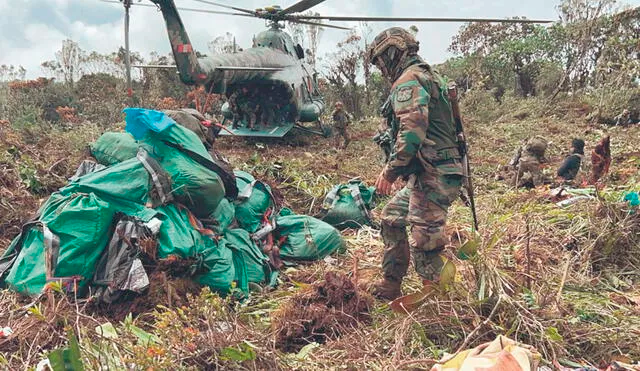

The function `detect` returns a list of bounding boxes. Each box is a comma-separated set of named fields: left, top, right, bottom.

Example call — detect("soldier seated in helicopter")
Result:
left=257, top=85, right=280, bottom=127
left=228, top=86, right=253, bottom=129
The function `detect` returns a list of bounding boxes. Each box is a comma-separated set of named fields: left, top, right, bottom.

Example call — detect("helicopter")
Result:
left=134, top=0, right=553, bottom=138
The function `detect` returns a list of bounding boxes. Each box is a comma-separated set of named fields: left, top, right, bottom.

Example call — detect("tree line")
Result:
left=1, top=0, right=638, bottom=127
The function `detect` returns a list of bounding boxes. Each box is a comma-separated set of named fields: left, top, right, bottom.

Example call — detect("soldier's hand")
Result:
left=375, top=172, right=393, bottom=196
left=391, top=180, right=403, bottom=192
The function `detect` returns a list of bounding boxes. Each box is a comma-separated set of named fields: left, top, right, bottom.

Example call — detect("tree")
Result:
left=408, top=25, right=419, bottom=37
left=325, top=32, right=365, bottom=116
left=287, top=12, right=325, bottom=68
left=140, top=52, right=189, bottom=104
left=358, top=22, right=374, bottom=107
left=208, top=32, right=237, bottom=54
left=550, top=0, right=618, bottom=95
left=449, top=20, right=554, bottom=96
left=41, top=39, right=85, bottom=87
left=0, top=65, right=26, bottom=81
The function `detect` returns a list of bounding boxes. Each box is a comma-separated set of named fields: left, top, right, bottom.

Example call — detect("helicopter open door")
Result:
left=294, top=44, right=305, bottom=60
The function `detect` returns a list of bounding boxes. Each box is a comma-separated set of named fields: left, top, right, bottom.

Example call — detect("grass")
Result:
left=1, top=94, right=640, bottom=369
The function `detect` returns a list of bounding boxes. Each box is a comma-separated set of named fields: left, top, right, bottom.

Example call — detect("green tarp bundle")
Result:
left=195, top=228, right=277, bottom=295
left=275, top=214, right=346, bottom=263
left=0, top=154, right=166, bottom=296
left=90, top=109, right=230, bottom=219
left=61, top=156, right=158, bottom=207
left=1, top=108, right=347, bottom=300
left=90, top=132, right=139, bottom=166
left=234, top=170, right=274, bottom=233
left=320, top=179, right=376, bottom=230
left=155, top=204, right=217, bottom=259
left=209, top=198, right=236, bottom=234
left=195, top=239, right=235, bottom=294
left=1, top=192, right=118, bottom=296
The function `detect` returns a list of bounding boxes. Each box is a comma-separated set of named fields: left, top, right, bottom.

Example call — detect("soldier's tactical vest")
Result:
left=390, top=63, right=461, bottom=166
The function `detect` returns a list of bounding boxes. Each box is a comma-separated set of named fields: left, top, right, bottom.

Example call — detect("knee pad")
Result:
left=410, top=222, right=446, bottom=252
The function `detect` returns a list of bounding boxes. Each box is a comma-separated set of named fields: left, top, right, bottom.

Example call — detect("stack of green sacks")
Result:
left=0, top=108, right=346, bottom=301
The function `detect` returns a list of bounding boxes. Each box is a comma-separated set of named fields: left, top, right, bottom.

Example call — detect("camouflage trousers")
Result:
left=333, top=125, right=350, bottom=149
left=380, top=170, right=462, bottom=282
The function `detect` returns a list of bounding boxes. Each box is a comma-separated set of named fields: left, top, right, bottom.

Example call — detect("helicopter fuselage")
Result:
left=151, top=0, right=325, bottom=131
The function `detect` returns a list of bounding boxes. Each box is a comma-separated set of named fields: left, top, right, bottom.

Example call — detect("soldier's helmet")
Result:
left=525, top=137, right=548, bottom=158
left=367, top=27, right=419, bottom=81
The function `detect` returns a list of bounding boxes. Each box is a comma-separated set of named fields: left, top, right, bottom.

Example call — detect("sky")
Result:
left=1, top=0, right=639, bottom=79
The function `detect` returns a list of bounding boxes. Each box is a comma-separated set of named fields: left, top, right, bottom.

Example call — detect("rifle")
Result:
left=447, top=83, right=479, bottom=232
left=373, top=96, right=397, bottom=163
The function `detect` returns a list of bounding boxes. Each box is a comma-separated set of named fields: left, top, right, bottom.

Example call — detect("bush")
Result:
left=534, top=61, right=565, bottom=97
left=580, top=87, right=640, bottom=123
left=461, top=88, right=501, bottom=122
left=75, top=73, right=127, bottom=126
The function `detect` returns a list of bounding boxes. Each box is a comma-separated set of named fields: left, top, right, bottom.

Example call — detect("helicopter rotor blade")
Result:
left=187, top=0, right=256, bottom=15
left=288, top=18, right=351, bottom=30
left=294, top=15, right=554, bottom=23
left=279, top=0, right=325, bottom=16
left=98, top=0, right=254, bottom=17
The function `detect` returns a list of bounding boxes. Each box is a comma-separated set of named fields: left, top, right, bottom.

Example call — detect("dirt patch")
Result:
left=89, top=257, right=203, bottom=322
left=272, top=271, right=373, bottom=353
left=0, top=290, right=108, bottom=357
left=91, top=273, right=202, bottom=322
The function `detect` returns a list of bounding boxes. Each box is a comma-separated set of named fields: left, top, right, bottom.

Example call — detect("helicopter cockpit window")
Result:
left=294, top=44, right=304, bottom=60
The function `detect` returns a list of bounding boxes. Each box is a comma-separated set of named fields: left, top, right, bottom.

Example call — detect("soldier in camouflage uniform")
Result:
left=227, top=89, right=241, bottom=129
left=615, top=109, right=632, bottom=126
left=228, top=87, right=252, bottom=129
left=367, top=27, right=464, bottom=301
left=331, top=101, right=352, bottom=149
left=257, top=85, right=280, bottom=127
left=511, top=137, right=548, bottom=188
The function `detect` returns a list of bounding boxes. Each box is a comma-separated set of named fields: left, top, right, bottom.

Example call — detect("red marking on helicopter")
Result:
left=176, top=44, right=193, bottom=53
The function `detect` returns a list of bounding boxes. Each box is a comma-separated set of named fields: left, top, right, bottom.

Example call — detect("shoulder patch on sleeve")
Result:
left=396, top=86, right=413, bottom=102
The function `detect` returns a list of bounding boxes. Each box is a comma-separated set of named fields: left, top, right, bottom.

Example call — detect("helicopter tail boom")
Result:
left=150, top=0, right=207, bottom=85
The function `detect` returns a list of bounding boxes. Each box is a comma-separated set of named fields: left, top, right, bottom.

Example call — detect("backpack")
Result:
left=319, top=178, right=376, bottom=230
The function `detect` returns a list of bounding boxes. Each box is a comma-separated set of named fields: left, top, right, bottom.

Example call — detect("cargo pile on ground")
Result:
left=0, top=108, right=346, bottom=304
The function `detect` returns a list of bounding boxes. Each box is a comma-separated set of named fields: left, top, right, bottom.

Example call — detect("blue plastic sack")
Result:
left=123, top=108, right=177, bottom=140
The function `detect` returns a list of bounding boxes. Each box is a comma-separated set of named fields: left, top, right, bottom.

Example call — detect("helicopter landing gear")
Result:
left=318, top=119, right=332, bottom=138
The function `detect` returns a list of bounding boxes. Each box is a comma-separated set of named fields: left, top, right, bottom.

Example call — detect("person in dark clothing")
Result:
left=590, top=135, right=611, bottom=185
left=557, top=138, right=585, bottom=182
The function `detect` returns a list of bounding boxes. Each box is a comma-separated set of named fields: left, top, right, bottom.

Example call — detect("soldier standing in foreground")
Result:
left=331, top=101, right=352, bottom=149
left=367, top=27, right=464, bottom=301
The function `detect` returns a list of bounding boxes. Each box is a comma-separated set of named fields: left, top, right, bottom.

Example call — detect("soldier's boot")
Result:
left=372, top=278, right=402, bottom=301
left=341, top=137, right=350, bottom=150
left=372, top=222, right=410, bottom=301
left=413, top=249, right=446, bottom=285
left=389, top=252, right=448, bottom=313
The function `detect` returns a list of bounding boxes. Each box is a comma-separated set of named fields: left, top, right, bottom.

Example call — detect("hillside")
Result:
left=1, top=93, right=639, bottom=370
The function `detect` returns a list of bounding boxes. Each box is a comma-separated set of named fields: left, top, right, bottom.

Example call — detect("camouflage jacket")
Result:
left=331, top=108, right=351, bottom=128
left=229, top=91, right=251, bottom=111
left=383, top=62, right=462, bottom=182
